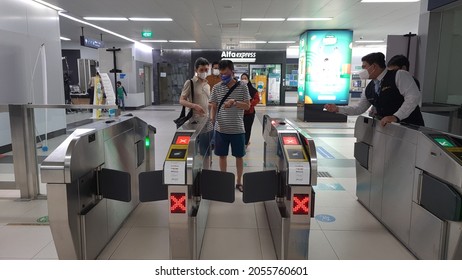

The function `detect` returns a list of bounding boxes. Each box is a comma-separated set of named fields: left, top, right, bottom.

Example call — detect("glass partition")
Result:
left=434, top=5, right=462, bottom=105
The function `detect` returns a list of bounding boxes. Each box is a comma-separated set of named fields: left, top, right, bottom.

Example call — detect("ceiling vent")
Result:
left=221, top=23, right=239, bottom=29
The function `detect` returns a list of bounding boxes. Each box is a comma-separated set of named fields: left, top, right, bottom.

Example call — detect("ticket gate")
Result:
left=139, top=118, right=236, bottom=259
left=354, top=116, right=462, bottom=259
left=41, top=115, right=156, bottom=259
left=242, top=115, right=317, bottom=260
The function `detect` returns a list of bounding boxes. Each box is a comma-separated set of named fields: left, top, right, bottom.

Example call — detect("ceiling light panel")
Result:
left=32, top=0, right=65, bottom=12
left=241, top=18, right=285, bottom=22
left=268, top=41, right=296, bottom=44
left=83, top=17, right=128, bottom=21
left=286, top=18, right=333, bottom=21
left=60, top=36, right=71, bottom=41
left=129, top=18, right=173, bottom=21
left=240, top=41, right=267, bottom=44
left=169, top=40, right=196, bottom=43
left=141, top=40, right=168, bottom=43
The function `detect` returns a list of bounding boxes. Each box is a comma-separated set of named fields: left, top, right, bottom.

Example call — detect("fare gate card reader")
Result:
left=164, top=132, right=193, bottom=185
left=281, top=133, right=311, bottom=185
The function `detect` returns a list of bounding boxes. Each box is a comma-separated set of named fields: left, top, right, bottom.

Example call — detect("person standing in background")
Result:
left=387, top=54, right=421, bottom=90
left=240, top=73, right=260, bottom=149
left=179, top=57, right=212, bottom=167
left=206, top=61, right=221, bottom=90
left=116, top=81, right=128, bottom=111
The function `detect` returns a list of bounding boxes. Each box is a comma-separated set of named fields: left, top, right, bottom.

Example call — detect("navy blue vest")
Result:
left=365, top=70, right=425, bottom=126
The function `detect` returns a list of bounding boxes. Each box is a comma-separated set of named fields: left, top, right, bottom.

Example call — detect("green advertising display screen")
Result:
left=298, top=30, right=353, bottom=105
left=434, top=136, right=455, bottom=147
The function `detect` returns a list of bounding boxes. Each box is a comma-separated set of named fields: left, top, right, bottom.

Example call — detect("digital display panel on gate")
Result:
left=175, top=136, right=191, bottom=145
left=283, top=136, right=300, bottom=145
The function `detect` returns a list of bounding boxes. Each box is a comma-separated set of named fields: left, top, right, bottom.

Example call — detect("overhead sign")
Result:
left=221, top=51, right=256, bottom=62
left=141, top=31, right=153, bottom=38
left=80, top=36, right=104, bottom=49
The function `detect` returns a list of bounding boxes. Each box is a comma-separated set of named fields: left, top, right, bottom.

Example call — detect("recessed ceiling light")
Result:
left=361, top=0, right=420, bottom=2
left=288, top=45, right=299, bottom=48
left=59, top=12, right=152, bottom=50
left=268, top=41, right=296, bottom=44
left=141, top=40, right=168, bottom=43
left=129, top=17, right=173, bottom=21
left=32, top=0, right=66, bottom=12
left=355, top=40, right=385, bottom=43
left=60, top=36, right=71, bottom=41
left=286, top=17, right=333, bottom=21
left=240, top=41, right=267, bottom=44
left=83, top=17, right=128, bottom=21
left=242, top=18, right=285, bottom=22
left=169, top=40, right=196, bottom=43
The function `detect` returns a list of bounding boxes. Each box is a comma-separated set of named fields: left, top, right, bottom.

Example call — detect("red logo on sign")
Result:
left=283, top=136, right=299, bottom=145
left=176, top=136, right=190, bottom=145
left=293, top=194, right=309, bottom=215
left=170, top=193, right=186, bottom=213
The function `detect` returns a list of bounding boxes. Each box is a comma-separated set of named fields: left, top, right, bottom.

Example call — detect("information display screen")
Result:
left=433, top=136, right=455, bottom=148
left=169, top=148, right=187, bottom=159
left=283, top=135, right=300, bottom=145
left=287, top=149, right=305, bottom=160
left=176, top=136, right=191, bottom=145
left=298, top=30, right=353, bottom=105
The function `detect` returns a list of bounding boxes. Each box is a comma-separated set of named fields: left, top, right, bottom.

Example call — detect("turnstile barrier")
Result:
left=243, top=115, right=317, bottom=260
left=41, top=115, right=155, bottom=259
left=354, top=116, right=462, bottom=259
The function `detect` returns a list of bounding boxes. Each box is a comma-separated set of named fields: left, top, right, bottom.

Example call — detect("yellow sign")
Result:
left=166, top=145, right=189, bottom=161
left=254, top=75, right=267, bottom=105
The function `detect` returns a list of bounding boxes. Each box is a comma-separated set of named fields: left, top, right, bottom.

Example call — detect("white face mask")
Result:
left=198, top=72, right=207, bottom=80
left=212, top=69, right=220, bottom=76
left=358, top=69, right=369, bottom=80
left=358, top=65, right=373, bottom=80
left=241, top=80, right=248, bottom=84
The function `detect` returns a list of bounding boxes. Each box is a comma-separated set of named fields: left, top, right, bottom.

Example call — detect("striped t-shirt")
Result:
left=211, top=81, right=250, bottom=134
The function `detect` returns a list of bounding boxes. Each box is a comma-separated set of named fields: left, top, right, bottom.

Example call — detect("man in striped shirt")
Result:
left=210, top=60, right=251, bottom=192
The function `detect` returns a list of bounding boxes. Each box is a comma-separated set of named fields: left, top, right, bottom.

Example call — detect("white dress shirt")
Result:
left=338, top=69, right=422, bottom=121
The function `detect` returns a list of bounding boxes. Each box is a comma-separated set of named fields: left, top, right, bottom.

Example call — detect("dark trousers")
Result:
left=244, top=113, right=255, bottom=145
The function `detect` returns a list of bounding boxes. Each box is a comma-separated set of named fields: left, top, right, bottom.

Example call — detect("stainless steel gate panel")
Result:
left=369, top=131, right=386, bottom=218
left=409, top=202, right=446, bottom=260
left=41, top=116, right=155, bottom=259
left=382, top=133, right=417, bottom=245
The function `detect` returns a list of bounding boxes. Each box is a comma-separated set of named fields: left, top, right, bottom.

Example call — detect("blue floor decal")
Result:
left=313, top=183, right=345, bottom=191
left=316, top=147, right=335, bottom=159
left=315, top=214, right=336, bottom=223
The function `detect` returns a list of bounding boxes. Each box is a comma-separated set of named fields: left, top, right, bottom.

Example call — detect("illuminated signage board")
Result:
left=80, top=36, right=104, bottom=49
left=298, top=30, right=353, bottom=105
left=221, top=51, right=256, bottom=62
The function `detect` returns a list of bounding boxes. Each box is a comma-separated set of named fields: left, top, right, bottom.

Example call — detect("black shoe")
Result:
left=236, top=184, right=243, bottom=192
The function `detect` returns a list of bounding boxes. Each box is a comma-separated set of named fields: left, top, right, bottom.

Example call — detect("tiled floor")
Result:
left=0, top=105, right=416, bottom=260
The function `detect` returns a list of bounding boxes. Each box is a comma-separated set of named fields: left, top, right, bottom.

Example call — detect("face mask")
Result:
left=241, top=80, right=248, bottom=84
left=221, top=74, right=232, bottom=84
left=212, top=69, right=220, bottom=76
left=198, top=72, right=207, bottom=80
left=358, top=69, right=369, bottom=80
left=358, top=65, right=373, bottom=80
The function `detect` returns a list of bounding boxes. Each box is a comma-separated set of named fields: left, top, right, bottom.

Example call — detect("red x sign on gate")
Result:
left=170, top=193, right=186, bottom=213
left=293, top=194, right=309, bottom=215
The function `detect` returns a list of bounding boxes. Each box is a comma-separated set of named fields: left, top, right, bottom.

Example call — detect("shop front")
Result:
left=191, top=50, right=286, bottom=106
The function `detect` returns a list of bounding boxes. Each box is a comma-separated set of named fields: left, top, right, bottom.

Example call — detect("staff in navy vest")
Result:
left=324, top=52, right=425, bottom=127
